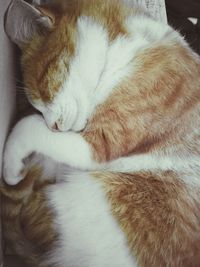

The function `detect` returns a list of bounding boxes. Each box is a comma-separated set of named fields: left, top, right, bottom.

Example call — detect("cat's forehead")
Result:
left=22, top=1, right=129, bottom=103
left=22, top=14, right=77, bottom=102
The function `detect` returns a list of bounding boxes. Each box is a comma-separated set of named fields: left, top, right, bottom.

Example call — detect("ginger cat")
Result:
left=1, top=0, right=200, bottom=266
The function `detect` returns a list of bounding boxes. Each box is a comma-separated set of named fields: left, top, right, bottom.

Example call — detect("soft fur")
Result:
left=1, top=0, right=200, bottom=266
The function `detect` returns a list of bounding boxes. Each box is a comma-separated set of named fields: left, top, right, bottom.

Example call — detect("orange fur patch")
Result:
left=94, top=171, right=200, bottom=267
left=82, top=44, right=200, bottom=162
left=1, top=167, right=58, bottom=266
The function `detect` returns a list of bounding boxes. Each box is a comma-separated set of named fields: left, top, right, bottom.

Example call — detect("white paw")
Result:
left=3, top=130, right=31, bottom=185
left=3, top=143, right=28, bottom=185
left=3, top=114, right=45, bottom=185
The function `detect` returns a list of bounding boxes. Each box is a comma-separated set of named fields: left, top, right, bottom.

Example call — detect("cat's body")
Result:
left=1, top=0, right=200, bottom=266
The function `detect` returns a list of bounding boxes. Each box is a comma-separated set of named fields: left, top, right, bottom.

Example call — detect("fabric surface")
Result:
left=139, top=0, right=167, bottom=22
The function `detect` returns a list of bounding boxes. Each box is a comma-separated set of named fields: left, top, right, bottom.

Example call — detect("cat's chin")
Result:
left=46, top=119, right=87, bottom=133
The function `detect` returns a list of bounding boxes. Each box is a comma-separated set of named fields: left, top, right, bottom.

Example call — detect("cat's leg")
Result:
left=4, top=113, right=194, bottom=186
left=3, top=114, right=96, bottom=185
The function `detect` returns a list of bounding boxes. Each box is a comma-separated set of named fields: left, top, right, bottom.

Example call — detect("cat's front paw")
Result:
left=3, top=156, right=26, bottom=185
left=3, top=144, right=28, bottom=185
left=3, top=115, right=45, bottom=185
left=3, top=125, right=32, bottom=185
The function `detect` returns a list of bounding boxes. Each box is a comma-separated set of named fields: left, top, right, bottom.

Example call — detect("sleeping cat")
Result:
left=1, top=0, right=200, bottom=266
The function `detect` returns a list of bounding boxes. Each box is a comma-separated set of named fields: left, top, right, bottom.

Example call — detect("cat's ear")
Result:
left=4, top=0, right=55, bottom=48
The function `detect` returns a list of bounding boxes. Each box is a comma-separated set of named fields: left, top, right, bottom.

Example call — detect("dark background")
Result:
left=166, top=0, right=200, bottom=55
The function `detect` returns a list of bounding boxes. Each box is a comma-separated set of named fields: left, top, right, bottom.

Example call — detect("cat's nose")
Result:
left=51, top=122, right=60, bottom=131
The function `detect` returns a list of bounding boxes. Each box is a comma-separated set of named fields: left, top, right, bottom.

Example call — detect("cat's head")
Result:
left=5, top=0, right=107, bottom=132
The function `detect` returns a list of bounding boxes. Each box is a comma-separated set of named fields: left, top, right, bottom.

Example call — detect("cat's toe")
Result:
left=3, top=158, right=26, bottom=185
left=4, top=174, right=24, bottom=186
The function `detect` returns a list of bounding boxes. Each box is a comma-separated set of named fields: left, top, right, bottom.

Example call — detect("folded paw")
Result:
left=3, top=115, right=45, bottom=185
left=3, top=144, right=29, bottom=185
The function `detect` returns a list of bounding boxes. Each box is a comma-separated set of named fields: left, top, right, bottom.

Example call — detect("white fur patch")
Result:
left=43, top=16, right=109, bottom=132
left=126, top=14, right=173, bottom=43
left=44, top=173, right=137, bottom=267
left=104, top=154, right=200, bottom=186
